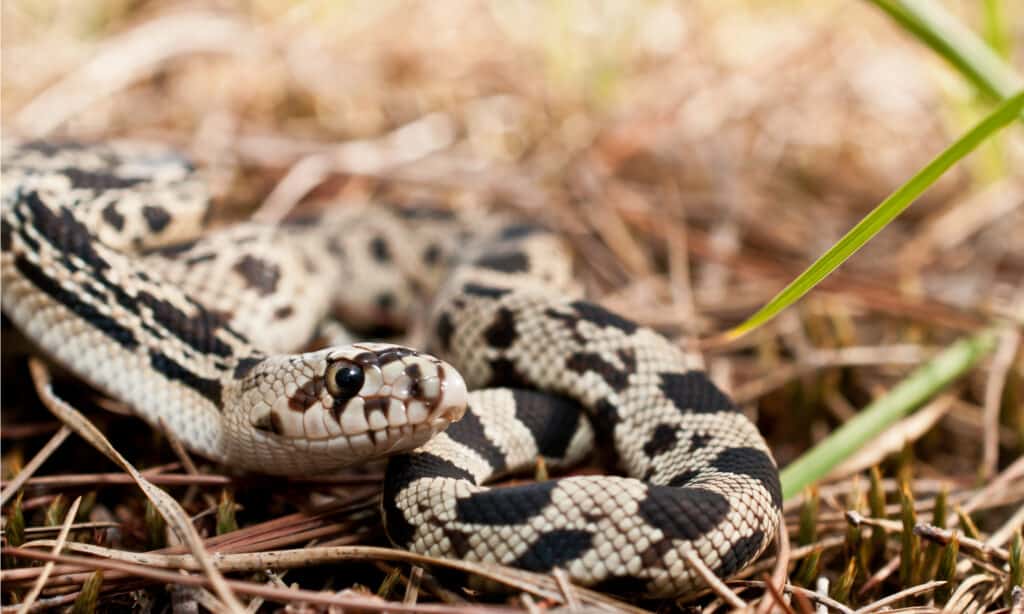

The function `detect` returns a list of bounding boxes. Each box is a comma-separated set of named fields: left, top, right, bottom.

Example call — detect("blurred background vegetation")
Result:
left=2, top=1, right=1022, bottom=611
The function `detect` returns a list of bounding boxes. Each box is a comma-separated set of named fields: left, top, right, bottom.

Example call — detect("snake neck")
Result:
left=3, top=187, right=265, bottom=459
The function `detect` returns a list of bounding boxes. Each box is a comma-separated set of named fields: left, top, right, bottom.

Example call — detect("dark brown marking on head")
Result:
left=352, top=352, right=378, bottom=367
left=288, top=377, right=324, bottom=412
left=232, top=254, right=281, bottom=296
left=377, top=346, right=415, bottom=365
left=269, top=412, right=285, bottom=436
left=370, top=236, right=391, bottom=262
left=142, top=206, right=171, bottom=233
left=364, top=397, right=390, bottom=414
left=274, top=306, right=294, bottom=320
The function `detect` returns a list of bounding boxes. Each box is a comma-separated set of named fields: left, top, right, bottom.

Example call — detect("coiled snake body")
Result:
left=1, top=141, right=781, bottom=598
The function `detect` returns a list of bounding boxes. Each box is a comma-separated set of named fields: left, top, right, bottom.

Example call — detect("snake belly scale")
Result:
left=1, top=140, right=781, bottom=598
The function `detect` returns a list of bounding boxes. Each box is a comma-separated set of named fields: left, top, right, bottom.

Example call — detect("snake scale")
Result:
left=1, top=140, right=781, bottom=598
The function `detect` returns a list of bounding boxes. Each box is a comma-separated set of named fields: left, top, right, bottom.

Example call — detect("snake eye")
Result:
left=325, top=360, right=364, bottom=400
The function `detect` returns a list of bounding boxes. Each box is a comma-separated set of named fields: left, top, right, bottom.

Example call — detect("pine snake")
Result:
left=1, top=140, right=781, bottom=598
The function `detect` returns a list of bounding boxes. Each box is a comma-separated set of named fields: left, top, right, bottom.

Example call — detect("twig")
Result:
left=914, top=523, right=1010, bottom=564
left=16, top=495, right=81, bottom=614
left=2, top=547, right=518, bottom=614
left=981, top=326, right=1020, bottom=479
left=27, top=358, right=245, bottom=614
left=851, top=580, right=946, bottom=613
left=0, top=425, right=71, bottom=507
left=728, top=580, right=854, bottom=614
left=683, top=549, right=747, bottom=610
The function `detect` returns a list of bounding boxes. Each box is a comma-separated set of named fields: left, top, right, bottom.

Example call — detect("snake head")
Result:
left=229, top=343, right=467, bottom=474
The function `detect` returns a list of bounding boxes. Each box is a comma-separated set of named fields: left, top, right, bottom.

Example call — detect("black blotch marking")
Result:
left=149, top=350, right=223, bottom=407
left=382, top=452, right=476, bottom=546
left=710, top=447, right=782, bottom=509
left=690, top=432, right=712, bottom=450
left=62, top=167, right=146, bottom=190
left=233, top=356, right=264, bottom=379
left=659, top=371, right=738, bottom=414
left=444, top=409, right=506, bottom=472
left=232, top=254, right=281, bottom=296
left=568, top=301, right=637, bottom=334
left=423, top=243, right=443, bottom=265
left=22, top=192, right=109, bottom=271
left=443, top=528, right=473, bottom=558
left=487, top=358, right=530, bottom=388
left=1, top=219, right=11, bottom=250
left=288, top=377, right=324, bottom=412
left=510, top=390, right=582, bottom=459
left=154, top=239, right=199, bottom=259
left=274, top=306, right=294, bottom=320
left=14, top=255, right=138, bottom=350
left=463, top=283, right=510, bottom=298
left=512, top=529, right=593, bottom=572
left=435, top=312, right=455, bottom=352
left=498, top=223, right=542, bottom=240
left=474, top=251, right=529, bottom=273
left=591, top=399, right=620, bottom=434
left=326, top=237, right=345, bottom=257
left=565, top=352, right=630, bottom=391
left=101, top=203, right=125, bottom=231
left=136, top=291, right=233, bottom=357
left=20, top=140, right=77, bottom=156
left=483, top=307, right=517, bottom=349
left=394, top=206, right=455, bottom=221
left=456, top=481, right=559, bottom=525
left=643, top=424, right=678, bottom=457
left=617, top=348, right=637, bottom=373
left=376, top=292, right=395, bottom=312
left=185, top=253, right=217, bottom=266
left=590, top=575, right=651, bottom=596
left=714, top=530, right=767, bottom=579
left=636, top=485, right=730, bottom=541
left=369, top=236, right=391, bottom=262
left=543, top=309, right=585, bottom=343
left=142, top=206, right=171, bottom=233
left=666, top=469, right=701, bottom=487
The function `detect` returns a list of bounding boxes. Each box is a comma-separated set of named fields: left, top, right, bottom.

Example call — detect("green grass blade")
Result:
left=779, top=330, right=998, bottom=501
left=869, top=0, right=1022, bottom=102
left=722, top=91, right=1024, bottom=342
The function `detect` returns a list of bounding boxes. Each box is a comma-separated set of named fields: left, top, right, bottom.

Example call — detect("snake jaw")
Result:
left=231, top=344, right=468, bottom=472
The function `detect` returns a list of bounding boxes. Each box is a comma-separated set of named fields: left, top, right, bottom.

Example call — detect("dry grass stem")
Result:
left=0, top=426, right=71, bottom=507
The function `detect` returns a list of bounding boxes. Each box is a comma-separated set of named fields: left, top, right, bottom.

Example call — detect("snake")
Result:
left=1, top=140, right=781, bottom=598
